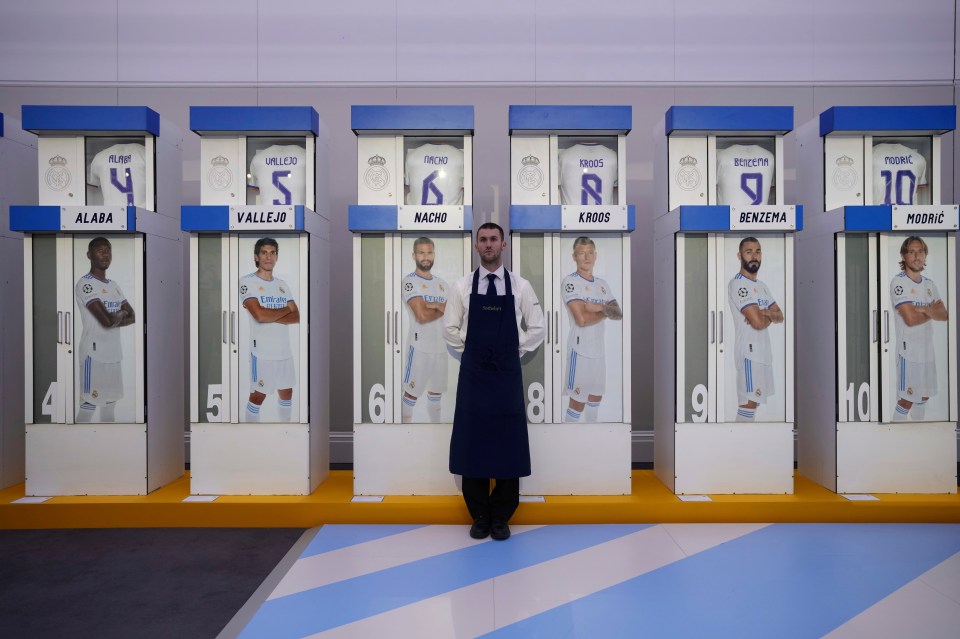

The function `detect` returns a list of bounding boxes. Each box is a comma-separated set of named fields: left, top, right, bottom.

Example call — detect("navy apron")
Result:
left=449, top=269, right=531, bottom=478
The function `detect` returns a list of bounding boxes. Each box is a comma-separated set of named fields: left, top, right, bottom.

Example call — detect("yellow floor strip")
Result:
left=1, top=471, right=958, bottom=529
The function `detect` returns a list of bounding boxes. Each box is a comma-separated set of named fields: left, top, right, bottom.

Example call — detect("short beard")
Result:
left=418, top=260, right=433, bottom=272
left=741, top=259, right=760, bottom=274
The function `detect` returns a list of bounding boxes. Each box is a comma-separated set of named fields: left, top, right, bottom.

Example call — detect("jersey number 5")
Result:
left=272, top=170, right=293, bottom=205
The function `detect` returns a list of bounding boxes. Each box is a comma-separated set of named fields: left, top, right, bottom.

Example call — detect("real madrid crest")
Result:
left=45, top=155, right=71, bottom=191
left=207, top=155, right=233, bottom=192
left=517, top=155, right=544, bottom=191
left=832, top=155, right=857, bottom=191
left=675, top=155, right=701, bottom=191
left=364, top=155, right=390, bottom=191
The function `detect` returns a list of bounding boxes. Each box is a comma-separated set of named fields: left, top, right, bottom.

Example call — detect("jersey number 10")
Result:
left=880, top=169, right=916, bottom=205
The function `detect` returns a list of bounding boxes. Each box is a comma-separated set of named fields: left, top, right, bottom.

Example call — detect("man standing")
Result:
left=561, top=236, right=622, bottom=423
left=890, top=236, right=948, bottom=420
left=727, top=237, right=783, bottom=422
left=75, top=237, right=135, bottom=423
left=401, top=237, right=449, bottom=423
left=240, top=238, right=299, bottom=422
left=445, top=223, right=545, bottom=540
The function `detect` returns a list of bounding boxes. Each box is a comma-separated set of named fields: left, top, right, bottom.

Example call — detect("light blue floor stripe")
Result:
left=300, top=524, right=426, bottom=558
left=481, top=524, right=960, bottom=639
left=240, top=524, right=652, bottom=639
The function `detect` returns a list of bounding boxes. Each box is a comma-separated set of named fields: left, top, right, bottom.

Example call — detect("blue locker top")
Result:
left=665, top=106, right=793, bottom=135
left=190, top=106, right=320, bottom=136
left=508, top=106, right=632, bottom=135
left=351, top=105, right=474, bottom=135
left=22, top=105, right=160, bottom=136
left=0, top=113, right=4, bottom=137
left=820, top=105, right=956, bottom=136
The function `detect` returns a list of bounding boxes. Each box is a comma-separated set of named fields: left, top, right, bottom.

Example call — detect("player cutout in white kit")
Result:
left=727, top=237, right=784, bottom=422
left=716, top=144, right=774, bottom=206
left=890, top=236, right=948, bottom=421
left=405, top=143, right=464, bottom=205
left=87, top=143, right=147, bottom=207
left=401, top=237, right=450, bottom=423
left=561, top=237, right=622, bottom=423
left=248, top=144, right=307, bottom=205
left=75, top=237, right=136, bottom=423
left=558, top=143, right=618, bottom=205
left=872, top=143, right=927, bottom=205
left=240, top=238, right=300, bottom=422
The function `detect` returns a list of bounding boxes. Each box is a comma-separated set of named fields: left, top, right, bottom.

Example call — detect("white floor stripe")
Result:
left=268, top=525, right=545, bottom=600
left=822, top=552, right=960, bottom=639
left=660, top=522, right=770, bottom=556
left=304, top=524, right=766, bottom=638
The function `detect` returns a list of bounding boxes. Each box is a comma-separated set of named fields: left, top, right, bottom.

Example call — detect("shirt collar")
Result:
left=479, top=264, right=505, bottom=280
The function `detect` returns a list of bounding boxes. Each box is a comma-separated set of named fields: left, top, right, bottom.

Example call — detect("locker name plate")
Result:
left=561, top=205, right=629, bottom=231
left=229, top=205, right=296, bottom=230
left=397, top=205, right=465, bottom=231
left=729, top=206, right=796, bottom=231
left=60, top=206, right=128, bottom=231
left=891, top=205, right=959, bottom=231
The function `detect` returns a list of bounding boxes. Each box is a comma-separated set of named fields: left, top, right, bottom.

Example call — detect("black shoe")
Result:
left=469, top=518, right=491, bottom=539
left=490, top=521, right=511, bottom=540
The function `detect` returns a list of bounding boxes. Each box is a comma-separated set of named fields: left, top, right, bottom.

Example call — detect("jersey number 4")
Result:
left=109, top=168, right=135, bottom=206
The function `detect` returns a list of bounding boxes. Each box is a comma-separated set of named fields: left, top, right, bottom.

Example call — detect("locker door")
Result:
left=555, top=232, right=625, bottom=423
left=837, top=233, right=879, bottom=423
left=355, top=234, right=393, bottom=424
left=511, top=233, right=553, bottom=424
left=234, top=234, right=305, bottom=424
left=717, top=234, right=788, bottom=423
left=191, top=234, right=230, bottom=424
left=880, top=233, right=952, bottom=423
left=676, top=233, right=716, bottom=423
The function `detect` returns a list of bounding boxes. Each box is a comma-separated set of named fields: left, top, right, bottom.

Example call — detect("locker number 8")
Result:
left=526, top=382, right=544, bottom=423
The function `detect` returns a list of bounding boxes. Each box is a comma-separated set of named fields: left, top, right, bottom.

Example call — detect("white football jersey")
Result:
left=891, top=272, right=941, bottom=363
left=404, top=144, right=464, bottom=205
left=716, top=144, right=774, bottom=206
left=75, top=273, right=127, bottom=363
left=87, top=143, right=147, bottom=207
left=727, top=273, right=776, bottom=364
left=402, top=272, right=450, bottom=354
left=249, top=145, right=307, bottom=206
left=872, top=143, right=927, bottom=205
left=558, top=144, right=618, bottom=205
left=561, top=272, right=618, bottom=358
left=240, top=273, right=295, bottom=360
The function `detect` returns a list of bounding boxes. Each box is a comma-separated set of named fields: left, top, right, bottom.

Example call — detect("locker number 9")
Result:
left=691, top=384, right=708, bottom=422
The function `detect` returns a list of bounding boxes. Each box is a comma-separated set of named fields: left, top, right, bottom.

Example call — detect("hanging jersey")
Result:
left=87, top=143, right=147, bottom=207
left=891, top=272, right=941, bottom=363
left=561, top=272, right=617, bottom=357
left=248, top=145, right=307, bottom=206
left=404, top=144, right=464, bottom=205
left=75, top=273, right=127, bottom=363
left=240, top=273, right=295, bottom=360
left=727, top=273, right=776, bottom=364
left=872, top=143, right=927, bottom=205
left=558, top=144, right=618, bottom=205
left=716, top=144, right=774, bottom=206
left=402, top=272, right=450, bottom=354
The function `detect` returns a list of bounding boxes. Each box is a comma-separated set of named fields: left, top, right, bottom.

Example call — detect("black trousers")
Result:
left=461, top=476, right=520, bottom=523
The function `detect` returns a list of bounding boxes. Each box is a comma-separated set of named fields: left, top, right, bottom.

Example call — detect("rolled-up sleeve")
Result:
left=444, top=277, right=468, bottom=353
left=516, top=278, right=546, bottom=355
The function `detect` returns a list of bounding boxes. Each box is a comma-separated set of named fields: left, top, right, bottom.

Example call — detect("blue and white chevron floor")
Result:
left=225, top=523, right=960, bottom=639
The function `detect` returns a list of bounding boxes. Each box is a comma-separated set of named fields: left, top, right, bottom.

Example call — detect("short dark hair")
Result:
left=413, top=236, right=435, bottom=251
left=573, top=236, right=595, bottom=251
left=475, top=222, right=504, bottom=242
left=899, top=236, right=928, bottom=271
left=738, top=236, right=760, bottom=253
left=254, top=237, right=279, bottom=267
left=88, top=236, right=111, bottom=251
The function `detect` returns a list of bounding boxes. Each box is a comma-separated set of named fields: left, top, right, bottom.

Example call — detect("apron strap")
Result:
left=503, top=269, right=513, bottom=296
left=471, top=268, right=481, bottom=295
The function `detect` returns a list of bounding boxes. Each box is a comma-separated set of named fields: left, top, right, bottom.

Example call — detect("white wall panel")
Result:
left=0, top=1, right=118, bottom=83
left=675, top=0, right=814, bottom=83
left=118, top=0, right=257, bottom=83
left=535, top=1, right=673, bottom=83
left=397, top=1, right=534, bottom=83
left=812, top=0, right=954, bottom=82
left=259, top=1, right=398, bottom=83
